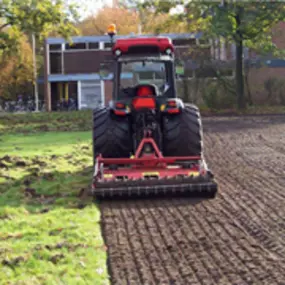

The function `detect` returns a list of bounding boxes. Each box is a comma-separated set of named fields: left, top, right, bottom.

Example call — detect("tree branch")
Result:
left=241, top=19, right=278, bottom=40
left=0, top=23, right=9, bottom=31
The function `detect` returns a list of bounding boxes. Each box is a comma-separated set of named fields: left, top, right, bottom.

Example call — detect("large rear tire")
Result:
left=92, top=107, right=132, bottom=164
left=162, top=104, right=202, bottom=156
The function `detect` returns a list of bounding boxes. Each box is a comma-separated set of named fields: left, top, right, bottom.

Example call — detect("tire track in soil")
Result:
left=202, top=119, right=285, bottom=279
left=257, top=128, right=285, bottom=156
left=204, top=130, right=285, bottom=221
left=203, top=129, right=285, bottom=256
left=162, top=199, right=236, bottom=285
left=189, top=208, right=260, bottom=285
left=210, top=161, right=285, bottom=254
left=220, top=175, right=285, bottom=258
left=100, top=116, right=285, bottom=285
left=201, top=200, right=285, bottom=284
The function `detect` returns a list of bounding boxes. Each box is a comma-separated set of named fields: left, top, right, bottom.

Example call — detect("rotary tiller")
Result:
left=92, top=135, right=217, bottom=199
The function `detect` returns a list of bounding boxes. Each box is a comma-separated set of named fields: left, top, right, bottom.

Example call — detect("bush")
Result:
left=202, top=79, right=236, bottom=110
left=264, top=78, right=285, bottom=105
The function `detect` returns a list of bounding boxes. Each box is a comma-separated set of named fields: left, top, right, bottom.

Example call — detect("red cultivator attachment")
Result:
left=92, top=137, right=218, bottom=199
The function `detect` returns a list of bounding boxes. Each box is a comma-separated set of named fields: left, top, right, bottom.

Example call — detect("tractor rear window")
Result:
left=119, top=61, right=167, bottom=93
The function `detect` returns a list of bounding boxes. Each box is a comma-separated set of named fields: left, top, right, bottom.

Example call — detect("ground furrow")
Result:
left=175, top=202, right=248, bottom=285
left=104, top=203, right=130, bottom=284
left=217, top=171, right=285, bottom=258
left=162, top=199, right=233, bottom=285
left=137, top=201, right=187, bottom=284
left=129, top=201, right=175, bottom=284
left=201, top=201, right=285, bottom=284
left=204, top=133, right=285, bottom=227
left=119, top=203, right=154, bottom=285
left=188, top=203, right=261, bottom=285
left=152, top=199, right=212, bottom=285
left=101, top=116, right=285, bottom=285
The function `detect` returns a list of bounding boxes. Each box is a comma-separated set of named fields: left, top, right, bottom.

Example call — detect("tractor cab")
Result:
left=105, top=25, right=180, bottom=115
left=112, top=38, right=176, bottom=99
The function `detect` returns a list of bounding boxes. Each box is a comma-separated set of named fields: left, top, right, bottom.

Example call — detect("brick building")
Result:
left=43, top=32, right=209, bottom=111
left=43, top=23, right=285, bottom=111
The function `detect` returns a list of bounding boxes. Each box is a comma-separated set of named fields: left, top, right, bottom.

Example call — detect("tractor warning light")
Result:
left=108, top=24, right=117, bottom=37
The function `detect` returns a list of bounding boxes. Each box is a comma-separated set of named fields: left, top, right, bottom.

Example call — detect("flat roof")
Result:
left=47, top=73, right=133, bottom=82
left=46, top=32, right=203, bottom=45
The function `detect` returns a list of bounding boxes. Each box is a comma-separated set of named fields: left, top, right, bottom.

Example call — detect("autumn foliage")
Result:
left=77, top=6, right=189, bottom=36
left=77, top=7, right=140, bottom=36
left=0, top=35, right=33, bottom=100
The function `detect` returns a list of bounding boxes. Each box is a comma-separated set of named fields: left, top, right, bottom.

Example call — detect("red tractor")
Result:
left=92, top=25, right=218, bottom=198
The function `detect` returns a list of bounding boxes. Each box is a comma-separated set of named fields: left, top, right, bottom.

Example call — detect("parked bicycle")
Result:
left=1, top=99, right=46, bottom=113
left=56, top=98, right=77, bottom=111
left=1, top=98, right=77, bottom=113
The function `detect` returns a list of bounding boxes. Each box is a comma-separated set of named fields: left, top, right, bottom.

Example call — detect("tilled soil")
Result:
left=100, top=115, right=285, bottom=285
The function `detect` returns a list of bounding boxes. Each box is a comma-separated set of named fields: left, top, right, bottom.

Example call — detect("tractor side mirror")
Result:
left=99, top=63, right=110, bottom=79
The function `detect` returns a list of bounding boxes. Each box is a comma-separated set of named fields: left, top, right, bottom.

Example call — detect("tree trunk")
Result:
left=244, top=63, right=253, bottom=106
left=235, top=11, right=245, bottom=109
left=235, top=40, right=245, bottom=109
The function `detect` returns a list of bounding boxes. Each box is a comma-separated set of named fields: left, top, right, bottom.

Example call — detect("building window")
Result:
left=50, top=53, right=62, bottom=74
left=197, top=38, right=210, bottom=46
left=172, top=38, right=196, bottom=47
left=49, top=44, right=62, bottom=51
left=89, top=42, right=99, bottom=49
left=104, top=42, right=112, bottom=49
left=65, top=43, right=86, bottom=50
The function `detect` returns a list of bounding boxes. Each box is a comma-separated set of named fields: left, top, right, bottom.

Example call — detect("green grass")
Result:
left=0, top=110, right=92, bottom=135
left=0, top=129, right=109, bottom=285
left=0, top=131, right=91, bottom=157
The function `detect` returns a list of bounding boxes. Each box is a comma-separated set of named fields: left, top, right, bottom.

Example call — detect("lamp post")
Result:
left=32, top=33, right=39, bottom=112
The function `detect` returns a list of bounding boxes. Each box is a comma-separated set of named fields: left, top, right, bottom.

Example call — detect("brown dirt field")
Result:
left=100, top=115, right=285, bottom=285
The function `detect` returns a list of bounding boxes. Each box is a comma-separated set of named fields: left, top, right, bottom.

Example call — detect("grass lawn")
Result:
left=0, top=131, right=91, bottom=157
left=0, top=110, right=92, bottom=135
left=0, top=126, right=109, bottom=284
